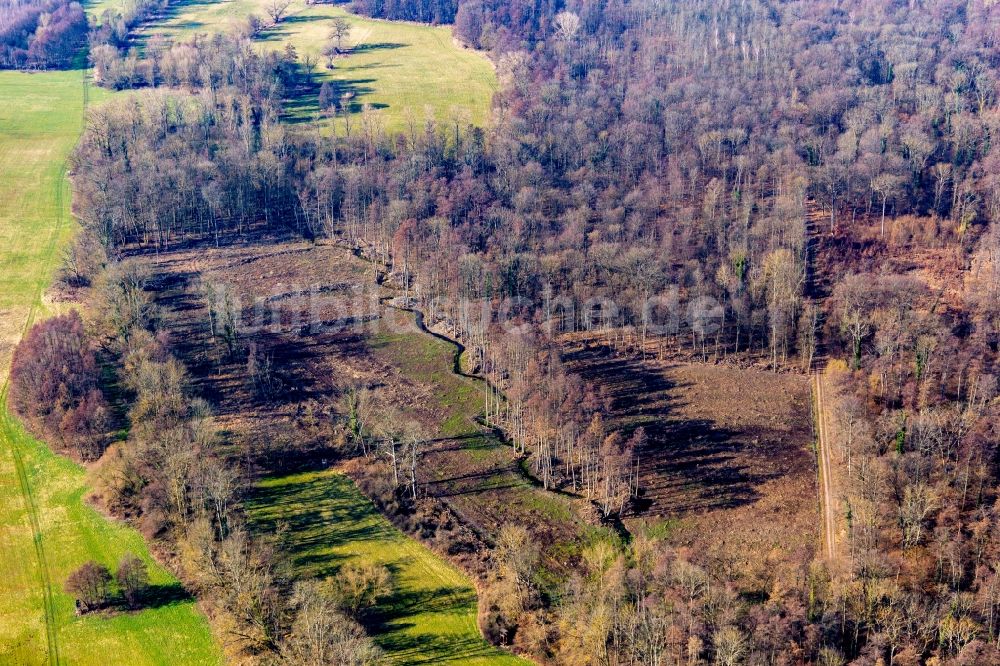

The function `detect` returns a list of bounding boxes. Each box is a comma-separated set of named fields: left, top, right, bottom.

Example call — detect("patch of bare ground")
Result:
left=561, top=336, right=819, bottom=563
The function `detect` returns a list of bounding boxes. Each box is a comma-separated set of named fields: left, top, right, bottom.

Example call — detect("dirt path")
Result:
left=813, top=372, right=837, bottom=561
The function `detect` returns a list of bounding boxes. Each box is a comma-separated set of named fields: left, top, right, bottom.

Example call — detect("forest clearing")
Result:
left=130, top=0, right=496, bottom=131
left=246, top=469, right=526, bottom=665
left=561, top=336, right=819, bottom=584
left=121, top=228, right=596, bottom=661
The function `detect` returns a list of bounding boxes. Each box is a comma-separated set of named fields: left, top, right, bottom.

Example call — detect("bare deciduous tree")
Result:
left=65, top=561, right=113, bottom=611
left=116, top=553, right=149, bottom=608
left=266, top=0, right=292, bottom=24
left=553, top=10, right=580, bottom=42
left=330, top=17, right=351, bottom=52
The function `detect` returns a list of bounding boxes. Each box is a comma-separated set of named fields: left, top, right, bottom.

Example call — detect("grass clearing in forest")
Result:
left=370, top=318, right=485, bottom=431
left=134, top=238, right=528, bottom=663
left=0, top=69, right=221, bottom=665
left=246, top=469, right=527, bottom=665
left=141, top=0, right=496, bottom=132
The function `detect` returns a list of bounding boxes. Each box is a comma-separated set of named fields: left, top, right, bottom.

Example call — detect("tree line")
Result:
left=0, top=0, right=87, bottom=69
left=351, top=0, right=458, bottom=25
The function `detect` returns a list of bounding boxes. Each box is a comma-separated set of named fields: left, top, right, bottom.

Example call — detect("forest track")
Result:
left=813, top=371, right=837, bottom=562
left=805, top=202, right=838, bottom=562
left=1, top=172, right=66, bottom=666
left=804, top=199, right=831, bottom=372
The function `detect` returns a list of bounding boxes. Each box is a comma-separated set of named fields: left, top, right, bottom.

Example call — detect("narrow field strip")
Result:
left=0, top=67, right=221, bottom=665
left=246, top=470, right=528, bottom=666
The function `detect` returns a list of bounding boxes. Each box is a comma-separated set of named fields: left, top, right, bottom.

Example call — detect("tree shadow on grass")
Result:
left=279, top=41, right=410, bottom=123
left=344, top=62, right=403, bottom=73
left=368, top=584, right=478, bottom=626
left=245, top=472, right=399, bottom=577
left=130, top=0, right=217, bottom=49
left=372, top=631, right=505, bottom=665
left=137, top=582, right=194, bottom=609
left=281, top=77, right=379, bottom=124
left=273, top=14, right=319, bottom=25
left=163, top=20, right=204, bottom=31
left=159, top=0, right=215, bottom=11
left=351, top=42, right=407, bottom=53
left=363, top=586, right=500, bottom=664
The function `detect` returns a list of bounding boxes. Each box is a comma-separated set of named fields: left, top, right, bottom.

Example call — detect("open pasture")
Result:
left=141, top=0, right=496, bottom=132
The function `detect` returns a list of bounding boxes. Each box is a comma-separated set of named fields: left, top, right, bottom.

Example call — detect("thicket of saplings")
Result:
left=14, top=0, right=1000, bottom=663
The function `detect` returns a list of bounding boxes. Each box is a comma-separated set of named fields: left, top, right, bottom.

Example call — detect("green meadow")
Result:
left=0, top=69, right=221, bottom=665
left=0, top=409, right=221, bottom=665
left=140, top=0, right=496, bottom=132
left=0, top=69, right=89, bottom=380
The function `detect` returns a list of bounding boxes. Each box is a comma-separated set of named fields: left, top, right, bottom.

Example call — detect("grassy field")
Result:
left=246, top=470, right=527, bottom=665
left=0, top=69, right=221, bottom=665
left=141, top=0, right=496, bottom=132
left=0, top=413, right=222, bottom=665
left=0, top=69, right=88, bottom=382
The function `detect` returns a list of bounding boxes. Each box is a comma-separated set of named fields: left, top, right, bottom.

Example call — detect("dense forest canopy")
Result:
left=80, top=0, right=1000, bottom=362
left=351, top=0, right=459, bottom=25
left=0, top=0, right=87, bottom=68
